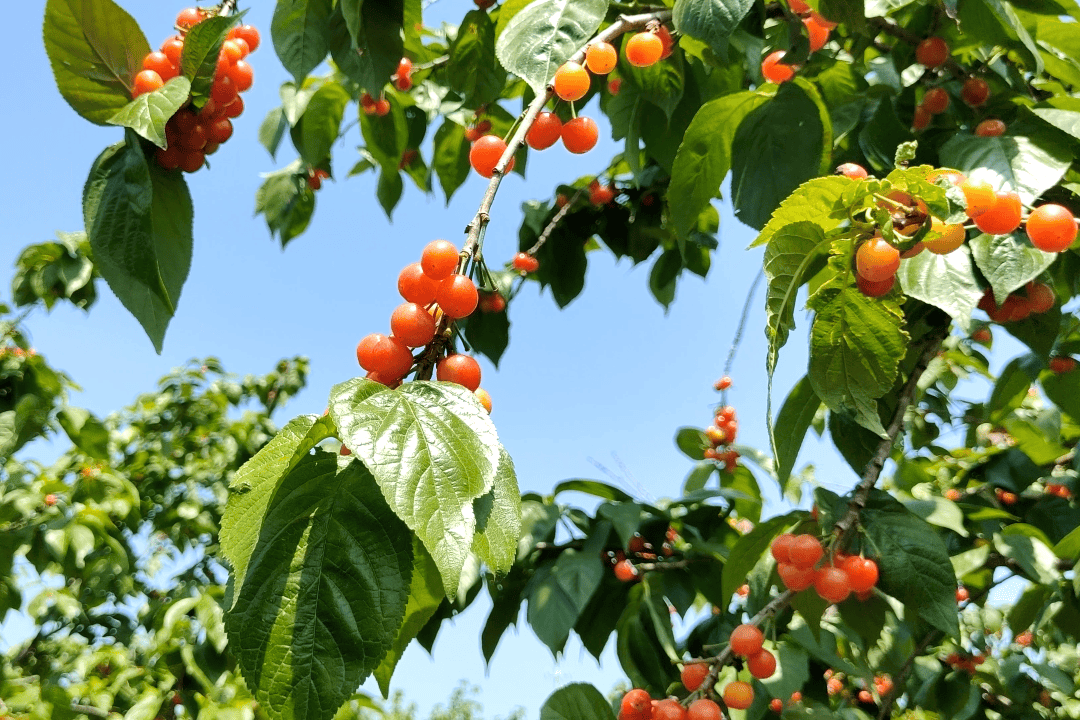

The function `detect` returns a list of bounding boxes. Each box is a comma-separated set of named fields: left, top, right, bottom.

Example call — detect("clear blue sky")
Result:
left=0, top=1, right=1028, bottom=716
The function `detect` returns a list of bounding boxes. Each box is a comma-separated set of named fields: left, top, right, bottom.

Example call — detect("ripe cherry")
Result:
left=922, top=87, right=950, bottom=114
left=626, top=32, right=663, bottom=67
left=962, top=180, right=996, bottom=218
left=133, top=70, right=164, bottom=97
left=398, top=263, right=440, bottom=304
left=395, top=57, right=413, bottom=82
left=228, top=25, right=261, bottom=53
left=613, top=559, right=638, bottom=581
left=681, top=663, right=709, bottom=692
left=589, top=182, right=615, bottom=206
left=156, top=146, right=182, bottom=170
left=729, top=624, right=764, bottom=656
left=912, top=105, right=931, bottom=130
left=790, top=692, right=802, bottom=704
left=475, top=388, right=492, bottom=413
left=771, top=533, right=796, bottom=563
left=686, top=699, right=721, bottom=720
left=552, top=62, right=590, bottom=101
left=437, top=354, right=482, bottom=391
left=842, top=556, right=879, bottom=593
left=975, top=119, right=1006, bottom=137
left=512, top=252, right=539, bottom=273
left=211, top=76, right=239, bottom=105
left=375, top=98, right=391, bottom=116
left=814, top=566, right=852, bottom=603
left=436, top=274, right=479, bottom=318
left=44, top=494, right=58, bottom=507
left=142, top=51, right=177, bottom=80
left=827, top=677, right=843, bottom=695
left=856, top=238, right=900, bottom=282
left=562, top=116, right=599, bottom=154
left=526, top=112, right=563, bottom=150
left=657, top=26, right=675, bottom=58
left=956, top=586, right=970, bottom=602
left=789, top=534, right=824, bottom=568
left=478, top=291, right=506, bottom=313
left=1027, top=203, right=1077, bottom=251
left=356, top=334, right=413, bottom=379
left=924, top=218, right=965, bottom=254
left=916, top=36, right=949, bottom=68
left=715, top=375, right=732, bottom=390
left=804, top=16, right=830, bottom=52
left=858, top=690, right=873, bottom=704
left=778, top=562, right=815, bottom=591
left=769, top=699, right=783, bottom=713
left=788, top=0, right=811, bottom=12
left=205, top=117, right=233, bottom=144
left=961, top=77, right=990, bottom=106
left=421, top=239, right=459, bottom=280
left=390, top=303, right=438, bottom=347
left=228, top=61, right=254, bottom=92
left=973, top=191, right=1021, bottom=235
left=1026, top=282, right=1055, bottom=313
left=176, top=7, right=203, bottom=29
left=653, top=699, right=686, bottom=720
left=761, top=50, right=795, bottom=83
left=723, top=682, right=754, bottom=710
left=179, top=150, right=205, bottom=173
left=585, top=42, right=618, bottom=74
left=225, top=96, right=244, bottom=118
left=747, top=648, right=777, bottom=679
left=470, top=135, right=511, bottom=178
left=161, top=36, right=185, bottom=67
left=220, top=39, right=245, bottom=65
left=837, top=163, right=868, bottom=179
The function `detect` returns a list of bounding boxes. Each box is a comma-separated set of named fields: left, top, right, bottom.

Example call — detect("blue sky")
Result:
left=0, top=1, right=1030, bottom=717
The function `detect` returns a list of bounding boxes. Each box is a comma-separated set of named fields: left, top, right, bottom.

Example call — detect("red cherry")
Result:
left=436, top=354, right=482, bottom=391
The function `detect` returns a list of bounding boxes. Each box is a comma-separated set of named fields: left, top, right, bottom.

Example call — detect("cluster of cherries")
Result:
left=703, top=401, right=740, bottom=470
left=134, top=9, right=259, bottom=173
left=823, top=669, right=894, bottom=704
left=359, top=56, right=413, bottom=117
left=607, top=529, right=678, bottom=582
left=354, top=240, right=490, bottom=411
left=771, top=533, right=880, bottom=603
left=942, top=649, right=986, bottom=674
left=760, top=0, right=836, bottom=83
left=977, top=282, right=1055, bottom=324
left=910, top=36, right=998, bottom=133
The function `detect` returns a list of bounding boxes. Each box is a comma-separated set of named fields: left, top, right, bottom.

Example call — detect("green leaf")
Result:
left=722, top=513, right=797, bottom=604
left=649, top=249, right=681, bottom=308
left=525, top=533, right=605, bottom=653
left=107, top=77, right=191, bottom=148
left=1042, top=366, right=1080, bottom=423
left=377, top=168, right=404, bottom=220
left=43, top=0, right=150, bottom=125
left=550, top=479, right=633, bottom=503
left=463, top=305, right=510, bottom=366
left=749, top=175, right=851, bottom=249
left=616, top=585, right=681, bottom=694
left=774, top=376, right=821, bottom=489
left=620, top=43, right=684, bottom=121
left=1003, top=305, right=1062, bottom=361
left=540, top=683, right=616, bottom=720
left=989, top=357, right=1032, bottom=422
left=896, top=245, right=983, bottom=333
left=432, top=121, right=472, bottom=204
left=224, top=450, right=413, bottom=720
left=471, top=448, right=522, bottom=574
left=969, top=232, right=1056, bottom=302
left=807, top=253, right=909, bottom=435
left=361, top=100, right=409, bottom=170
left=260, top=107, right=289, bottom=159
left=903, top=496, right=968, bottom=537
left=374, top=539, right=444, bottom=696
left=82, top=135, right=193, bottom=352
left=344, top=0, right=405, bottom=92
left=672, top=0, right=753, bottom=55
left=764, top=221, right=831, bottom=372
left=495, top=0, right=608, bottom=95
left=329, top=379, right=502, bottom=596
left=950, top=545, right=990, bottom=579
left=297, top=81, right=352, bottom=166
left=864, top=503, right=958, bottom=637
left=675, top=427, right=710, bottom=461
left=1053, top=524, right=1080, bottom=559
left=57, top=406, right=109, bottom=460
left=449, top=10, right=506, bottom=107
left=256, top=162, right=315, bottom=247
left=180, top=11, right=242, bottom=107
left=939, top=134, right=1072, bottom=205
left=731, top=81, right=830, bottom=230
left=669, top=91, right=769, bottom=238
left=272, top=0, right=334, bottom=84
left=995, top=528, right=1059, bottom=584
left=962, top=0, right=1042, bottom=72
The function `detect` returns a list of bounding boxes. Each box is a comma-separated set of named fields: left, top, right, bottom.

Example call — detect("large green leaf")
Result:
left=731, top=81, right=831, bottom=230
left=1042, top=367, right=1080, bottom=422
left=272, top=0, right=334, bottom=84
left=764, top=221, right=831, bottom=371
left=297, top=81, right=352, bottom=167
left=43, top=0, right=150, bottom=125
left=774, top=376, right=821, bottom=490
left=939, top=134, right=1072, bottom=205
left=223, top=449, right=412, bottom=720
left=722, top=513, right=797, bottom=604
left=448, top=10, right=506, bottom=107
left=897, top=245, right=983, bottom=332
left=471, top=447, right=522, bottom=574
left=619, top=43, right=685, bottom=121
left=82, top=134, right=193, bottom=353
left=432, top=120, right=472, bottom=204
left=525, top=532, right=605, bottom=654
left=256, top=162, right=316, bottom=247
left=463, top=304, right=510, bottom=367
left=749, top=176, right=851, bottom=249
left=329, top=378, right=502, bottom=596
left=107, top=77, right=191, bottom=149
left=673, top=0, right=753, bottom=54
left=669, top=91, right=770, bottom=239
left=969, top=232, right=1056, bottom=302
left=495, top=0, right=608, bottom=95
left=807, top=253, right=909, bottom=435
left=540, top=683, right=617, bottom=720
left=340, top=0, right=404, bottom=91
left=57, top=407, right=110, bottom=460
left=180, top=11, right=241, bottom=107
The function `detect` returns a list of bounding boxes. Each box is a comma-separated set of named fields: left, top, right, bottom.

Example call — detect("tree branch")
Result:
left=526, top=188, right=587, bottom=256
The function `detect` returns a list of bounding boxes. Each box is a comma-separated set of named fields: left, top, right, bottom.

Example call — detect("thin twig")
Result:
left=720, top=270, right=764, bottom=404
left=527, top=189, right=587, bottom=256
left=220, top=0, right=239, bottom=16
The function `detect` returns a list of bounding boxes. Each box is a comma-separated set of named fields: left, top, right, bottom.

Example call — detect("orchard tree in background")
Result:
left=3, top=0, right=1080, bottom=718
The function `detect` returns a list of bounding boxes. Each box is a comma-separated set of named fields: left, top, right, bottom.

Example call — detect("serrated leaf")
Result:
left=525, top=533, right=605, bottom=653
left=897, top=245, right=982, bottom=332
left=540, top=683, right=616, bottom=720
left=296, top=81, right=351, bottom=166
left=256, top=162, right=315, bottom=247
left=904, top=496, right=968, bottom=536
left=432, top=121, right=472, bottom=204
left=619, top=43, right=684, bottom=120
left=107, top=77, right=191, bottom=148
left=775, top=375, right=821, bottom=489
left=673, top=0, right=753, bottom=54
left=764, top=221, right=831, bottom=372
left=495, top=0, right=608, bottom=95
left=329, top=379, right=502, bottom=596
left=272, top=0, right=334, bottom=85
left=722, top=513, right=797, bottom=604
left=43, top=0, right=150, bottom=125
left=223, top=450, right=412, bottom=720
left=939, top=134, right=1072, bottom=205
left=448, top=10, right=506, bottom=106
left=749, top=176, right=851, bottom=249
left=471, top=447, right=522, bottom=574
left=969, top=232, right=1056, bottom=302
left=345, top=0, right=404, bottom=91
left=180, top=12, right=242, bottom=107
left=669, top=91, right=769, bottom=238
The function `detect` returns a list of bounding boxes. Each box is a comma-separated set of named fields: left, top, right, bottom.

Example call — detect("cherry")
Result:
left=626, top=32, right=663, bottom=67
left=613, top=559, right=638, bottom=581
left=975, top=119, right=1006, bottom=137
left=858, top=690, right=874, bottom=704
left=686, top=699, right=721, bottom=720
left=681, top=663, right=709, bottom=692
left=228, top=25, right=261, bottom=52
left=436, top=274, right=479, bottom=318
left=961, top=77, right=990, bottom=106
left=44, top=494, right=58, bottom=507
left=395, top=57, right=413, bottom=82
left=228, top=61, right=254, bottom=92
left=722, top=681, right=754, bottom=710
left=761, top=50, right=795, bottom=83
left=789, top=534, right=824, bottom=568
left=973, top=191, right=1021, bottom=235
left=526, top=112, right=563, bottom=150
left=842, top=556, right=879, bottom=592
left=585, top=42, right=618, bottom=74
left=729, top=624, right=764, bottom=656
left=470, top=135, right=512, bottom=178
left=962, top=180, right=996, bottom=218
left=436, top=354, right=482, bottom=390
left=657, top=26, right=675, bottom=58
left=205, top=118, right=233, bottom=144
left=512, top=252, right=539, bottom=273
left=176, top=7, right=203, bottom=29
left=553, top=62, right=590, bottom=101
left=814, top=566, right=852, bottom=603
left=375, top=98, right=390, bottom=116
left=771, top=533, right=796, bottom=563
left=608, top=78, right=622, bottom=95
left=955, top=586, right=970, bottom=602
left=747, top=648, right=777, bottom=679
left=769, top=699, right=783, bottom=713
left=912, top=105, right=931, bottom=130
left=562, top=116, right=598, bottom=154
left=790, top=692, right=802, bottom=703
left=161, top=36, right=185, bottom=67
left=395, top=263, right=437, bottom=305
left=715, top=375, right=732, bottom=390
left=390, top=303, right=438, bottom=347
left=142, top=51, right=177, bottom=80
left=1027, top=203, right=1077, bottom=251
left=179, top=123, right=207, bottom=151
left=220, top=39, right=245, bottom=65
left=356, top=334, right=413, bottom=379
left=589, top=181, right=615, bottom=206
left=915, top=36, right=949, bottom=68
left=788, top=0, right=811, bottom=12
left=827, top=677, right=843, bottom=695
left=156, top=146, right=182, bottom=170
left=653, top=699, right=686, bottom=720
left=421, top=240, right=459, bottom=281
left=478, top=291, right=506, bottom=313
left=475, top=388, right=492, bottom=413
left=179, top=150, right=205, bottom=173
left=133, top=70, right=164, bottom=97
left=924, top=218, right=965, bottom=254
left=837, top=163, right=868, bottom=179
left=922, top=87, right=950, bottom=114
left=474, top=0, right=496, bottom=7
left=1026, top=282, right=1055, bottom=313
left=856, top=237, right=900, bottom=282
left=224, top=96, right=244, bottom=118
left=211, top=76, right=239, bottom=105
left=804, top=16, right=830, bottom=52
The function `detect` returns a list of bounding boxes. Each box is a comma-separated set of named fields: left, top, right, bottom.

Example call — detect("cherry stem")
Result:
left=528, top=188, right=587, bottom=256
